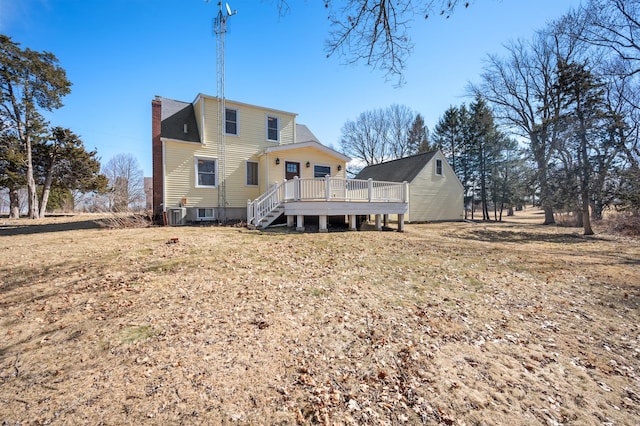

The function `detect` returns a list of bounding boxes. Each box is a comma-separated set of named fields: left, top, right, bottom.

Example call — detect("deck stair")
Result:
left=247, top=182, right=285, bottom=230
left=255, top=204, right=284, bottom=229
left=247, top=177, right=409, bottom=230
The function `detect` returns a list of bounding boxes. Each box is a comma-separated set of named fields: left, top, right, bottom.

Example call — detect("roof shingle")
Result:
left=159, top=97, right=200, bottom=143
left=354, top=151, right=438, bottom=182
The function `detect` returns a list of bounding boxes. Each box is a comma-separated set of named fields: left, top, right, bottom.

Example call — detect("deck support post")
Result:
left=383, top=214, right=389, bottom=227
left=296, top=215, right=305, bottom=232
left=398, top=214, right=405, bottom=232
left=319, top=215, right=328, bottom=233
left=348, top=215, right=357, bottom=231
left=325, top=176, right=331, bottom=201
left=287, top=215, right=295, bottom=227
left=375, top=214, right=382, bottom=231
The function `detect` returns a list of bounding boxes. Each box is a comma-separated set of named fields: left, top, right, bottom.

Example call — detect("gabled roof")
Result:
left=159, top=97, right=200, bottom=143
left=262, top=140, right=351, bottom=162
left=355, top=151, right=438, bottom=182
left=195, top=93, right=297, bottom=117
left=295, top=124, right=320, bottom=144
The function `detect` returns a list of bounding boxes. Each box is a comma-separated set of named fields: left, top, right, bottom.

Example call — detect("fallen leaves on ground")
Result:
left=1, top=210, right=639, bottom=424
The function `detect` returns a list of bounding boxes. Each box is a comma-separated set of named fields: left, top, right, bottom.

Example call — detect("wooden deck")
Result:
left=247, top=177, right=409, bottom=232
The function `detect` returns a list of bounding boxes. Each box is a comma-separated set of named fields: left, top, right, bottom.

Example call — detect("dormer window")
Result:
left=267, top=116, right=279, bottom=141
left=225, top=108, right=238, bottom=135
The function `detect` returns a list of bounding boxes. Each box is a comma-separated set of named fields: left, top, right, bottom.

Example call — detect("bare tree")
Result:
left=340, top=108, right=390, bottom=170
left=387, top=103, right=417, bottom=158
left=102, top=153, right=145, bottom=212
left=340, top=104, right=424, bottom=171
left=278, top=1, right=471, bottom=84
left=575, top=0, right=640, bottom=77
left=471, top=33, right=565, bottom=224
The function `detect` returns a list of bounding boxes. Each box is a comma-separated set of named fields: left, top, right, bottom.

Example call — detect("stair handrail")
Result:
left=247, top=181, right=284, bottom=227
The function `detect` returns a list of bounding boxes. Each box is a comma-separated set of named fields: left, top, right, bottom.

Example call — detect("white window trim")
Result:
left=225, top=107, right=239, bottom=136
left=245, top=160, right=259, bottom=186
left=197, top=208, right=215, bottom=220
left=313, top=164, right=332, bottom=178
left=435, top=158, right=443, bottom=176
left=195, top=157, right=217, bottom=188
left=266, top=115, right=279, bottom=142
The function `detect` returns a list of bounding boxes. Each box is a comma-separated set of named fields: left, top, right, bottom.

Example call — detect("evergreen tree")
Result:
left=33, top=127, right=107, bottom=216
left=407, top=113, right=433, bottom=153
left=0, top=131, right=25, bottom=218
left=0, top=35, right=71, bottom=218
left=433, top=106, right=462, bottom=171
left=554, top=60, right=608, bottom=235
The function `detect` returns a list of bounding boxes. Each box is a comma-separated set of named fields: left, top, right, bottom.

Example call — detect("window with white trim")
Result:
left=435, top=159, right=443, bottom=176
left=267, top=116, right=279, bottom=141
left=197, top=208, right=215, bottom=220
left=314, top=165, right=331, bottom=178
left=225, top=108, right=238, bottom=135
left=246, top=161, right=258, bottom=186
left=196, top=158, right=216, bottom=187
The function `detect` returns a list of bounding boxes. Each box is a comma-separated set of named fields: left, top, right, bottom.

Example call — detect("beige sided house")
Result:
left=152, top=94, right=408, bottom=231
left=355, top=151, right=464, bottom=222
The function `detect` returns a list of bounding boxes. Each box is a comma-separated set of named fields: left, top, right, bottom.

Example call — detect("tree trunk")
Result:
left=575, top=209, right=583, bottom=227
left=471, top=197, right=475, bottom=221
left=590, top=199, right=604, bottom=221
left=582, top=190, right=594, bottom=235
left=25, top=134, right=39, bottom=219
left=39, top=169, right=55, bottom=218
left=542, top=205, right=555, bottom=225
left=531, top=133, right=555, bottom=225
left=9, top=187, right=20, bottom=219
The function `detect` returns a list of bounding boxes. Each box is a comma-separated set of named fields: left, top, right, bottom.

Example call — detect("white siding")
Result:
left=408, top=152, right=464, bottom=222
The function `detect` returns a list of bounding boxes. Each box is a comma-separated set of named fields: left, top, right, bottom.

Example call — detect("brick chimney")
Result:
left=152, top=96, right=164, bottom=224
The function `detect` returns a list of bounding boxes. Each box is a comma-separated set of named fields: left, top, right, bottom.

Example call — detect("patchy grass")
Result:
left=118, top=325, right=159, bottom=345
left=0, top=209, right=639, bottom=425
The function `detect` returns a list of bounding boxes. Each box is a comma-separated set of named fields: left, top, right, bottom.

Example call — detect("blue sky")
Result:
left=1, top=0, right=581, bottom=176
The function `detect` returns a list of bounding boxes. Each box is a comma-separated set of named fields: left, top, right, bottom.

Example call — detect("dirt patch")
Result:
left=1, top=210, right=639, bottom=424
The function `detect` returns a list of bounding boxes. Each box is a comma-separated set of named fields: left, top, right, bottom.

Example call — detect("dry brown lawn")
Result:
left=1, top=210, right=639, bottom=425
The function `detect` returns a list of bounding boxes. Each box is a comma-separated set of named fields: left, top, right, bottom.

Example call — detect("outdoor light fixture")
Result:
left=275, top=158, right=280, bottom=165
left=306, top=161, right=310, bottom=168
left=337, top=165, right=342, bottom=171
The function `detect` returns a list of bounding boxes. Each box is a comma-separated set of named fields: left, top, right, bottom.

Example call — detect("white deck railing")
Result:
left=247, top=177, right=408, bottom=227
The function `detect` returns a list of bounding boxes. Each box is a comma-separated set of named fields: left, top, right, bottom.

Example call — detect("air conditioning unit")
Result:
left=168, top=207, right=187, bottom=226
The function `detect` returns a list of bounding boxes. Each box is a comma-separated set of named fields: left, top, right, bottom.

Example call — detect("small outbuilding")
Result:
left=355, top=150, right=464, bottom=222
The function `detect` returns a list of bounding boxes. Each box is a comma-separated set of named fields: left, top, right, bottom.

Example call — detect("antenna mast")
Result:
left=213, top=1, right=236, bottom=222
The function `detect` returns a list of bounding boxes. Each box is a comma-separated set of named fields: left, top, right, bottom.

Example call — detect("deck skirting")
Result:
left=283, top=201, right=408, bottom=216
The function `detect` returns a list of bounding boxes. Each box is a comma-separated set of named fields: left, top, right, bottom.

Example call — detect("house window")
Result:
left=225, top=108, right=238, bottom=135
left=246, top=161, right=258, bottom=186
left=267, top=116, right=279, bottom=141
left=197, top=208, right=215, bottom=220
left=436, top=159, right=443, bottom=176
left=196, top=158, right=216, bottom=187
left=314, top=165, right=331, bottom=178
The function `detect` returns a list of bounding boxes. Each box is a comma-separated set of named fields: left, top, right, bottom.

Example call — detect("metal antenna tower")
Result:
left=213, top=2, right=236, bottom=222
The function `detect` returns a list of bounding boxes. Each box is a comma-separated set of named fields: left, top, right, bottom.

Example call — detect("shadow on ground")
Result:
left=0, top=219, right=104, bottom=236
left=465, top=228, right=610, bottom=244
